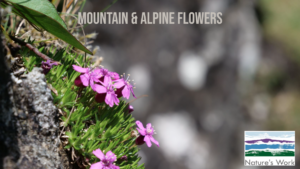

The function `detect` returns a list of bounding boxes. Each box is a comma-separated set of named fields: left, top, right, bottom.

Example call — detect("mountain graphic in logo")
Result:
left=245, top=131, right=295, bottom=157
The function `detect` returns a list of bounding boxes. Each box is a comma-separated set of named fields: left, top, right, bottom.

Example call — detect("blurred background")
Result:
left=82, top=0, right=300, bottom=168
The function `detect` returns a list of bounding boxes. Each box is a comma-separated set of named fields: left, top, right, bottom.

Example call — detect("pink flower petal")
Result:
left=144, top=135, right=152, bottom=147
left=93, top=78, right=101, bottom=83
left=105, top=93, right=114, bottom=107
left=130, top=86, right=136, bottom=98
left=80, top=74, right=89, bottom=86
left=92, top=149, right=105, bottom=160
left=93, top=68, right=102, bottom=76
left=90, top=79, right=95, bottom=88
left=112, top=94, right=119, bottom=105
left=51, top=62, right=59, bottom=66
left=106, top=151, right=117, bottom=162
left=137, top=128, right=146, bottom=136
left=150, top=136, right=159, bottom=147
left=90, top=69, right=102, bottom=82
left=146, top=123, right=152, bottom=130
left=113, top=166, right=120, bottom=169
left=93, top=84, right=107, bottom=94
left=90, top=162, right=103, bottom=169
left=103, top=75, right=111, bottom=85
left=122, top=85, right=130, bottom=99
left=100, top=68, right=109, bottom=75
left=106, top=164, right=120, bottom=169
left=72, top=65, right=88, bottom=73
left=136, top=121, right=145, bottom=130
left=113, top=79, right=125, bottom=89
left=110, top=72, right=120, bottom=79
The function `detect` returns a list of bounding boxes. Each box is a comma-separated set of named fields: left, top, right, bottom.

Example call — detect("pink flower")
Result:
left=93, top=77, right=119, bottom=107
left=90, top=149, right=119, bottom=169
left=136, top=121, right=159, bottom=147
left=41, top=60, right=58, bottom=74
left=99, top=68, right=120, bottom=82
left=72, top=65, right=91, bottom=87
left=72, top=65, right=102, bottom=88
left=110, top=72, right=120, bottom=80
left=114, top=77, right=136, bottom=99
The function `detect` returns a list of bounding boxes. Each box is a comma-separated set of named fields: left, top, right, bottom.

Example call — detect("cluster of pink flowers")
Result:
left=72, top=65, right=159, bottom=169
left=90, top=121, right=159, bottom=169
left=73, top=65, right=136, bottom=107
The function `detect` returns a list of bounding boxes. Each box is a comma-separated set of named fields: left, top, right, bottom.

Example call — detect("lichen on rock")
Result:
left=9, top=67, right=67, bottom=169
left=25, top=67, right=58, bottom=136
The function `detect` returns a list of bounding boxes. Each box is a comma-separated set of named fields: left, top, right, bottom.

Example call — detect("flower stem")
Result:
left=9, top=35, right=61, bottom=65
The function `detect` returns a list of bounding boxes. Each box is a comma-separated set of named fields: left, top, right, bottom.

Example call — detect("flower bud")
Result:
left=119, top=155, right=127, bottom=161
left=128, top=105, right=134, bottom=113
left=115, top=87, right=124, bottom=98
left=135, top=135, right=145, bottom=145
left=41, top=60, right=57, bottom=74
left=95, top=93, right=106, bottom=103
left=74, top=76, right=85, bottom=87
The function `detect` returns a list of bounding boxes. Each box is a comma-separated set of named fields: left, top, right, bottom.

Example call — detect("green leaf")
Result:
left=8, top=0, right=67, bottom=28
left=7, top=0, right=93, bottom=55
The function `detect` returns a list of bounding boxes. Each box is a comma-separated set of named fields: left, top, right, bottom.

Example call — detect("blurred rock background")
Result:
left=83, top=0, right=300, bottom=168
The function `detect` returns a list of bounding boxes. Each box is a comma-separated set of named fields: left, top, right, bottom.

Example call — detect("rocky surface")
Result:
left=2, top=67, right=67, bottom=169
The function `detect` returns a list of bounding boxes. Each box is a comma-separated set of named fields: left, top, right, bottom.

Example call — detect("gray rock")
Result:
left=4, top=67, right=68, bottom=169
